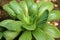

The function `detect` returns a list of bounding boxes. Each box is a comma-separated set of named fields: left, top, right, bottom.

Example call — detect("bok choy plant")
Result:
left=0, top=0, right=60, bottom=40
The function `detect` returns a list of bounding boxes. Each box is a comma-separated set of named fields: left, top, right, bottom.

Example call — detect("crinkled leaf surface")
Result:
left=32, top=28, right=46, bottom=40
left=37, top=10, right=49, bottom=27
left=32, top=28, right=55, bottom=40
left=19, top=31, right=32, bottom=40
left=3, top=31, right=19, bottom=40
left=3, top=4, right=16, bottom=18
left=42, top=23, right=60, bottom=38
left=48, top=10, right=60, bottom=21
left=0, top=20, right=22, bottom=32
left=9, top=1, right=24, bottom=20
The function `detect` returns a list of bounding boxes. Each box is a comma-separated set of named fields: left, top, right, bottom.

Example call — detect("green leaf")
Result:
left=45, top=33, right=55, bottom=40
left=0, top=20, right=22, bottom=32
left=38, top=1, right=53, bottom=17
left=22, top=22, right=36, bottom=30
left=36, top=1, right=44, bottom=8
left=19, top=1, right=30, bottom=24
left=32, top=28, right=55, bottom=40
left=37, top=10, right=49, bottom=27
left=48, top=10, right=60, bottom=21
left=3, top=31, right=19, bottom=40
left=42, top=23, right=60, bottom=38
left=9, top=1, right=24, bottom=20
left=19, top=31, right=32, bottom=40
left=3, top=4, right=16, bottom=18
left=32, top=28, right=46, bottom=40
left=0, top=32, right=3, bottom=39
left=19, top=1, right=29, bottom=16
left=29, top=3, right=38, bottom=24
left=29, top=3, right=38, bottom=18
left=0, top=27, right=3, bottom=32
left=23, top=0, right=35, bottom=8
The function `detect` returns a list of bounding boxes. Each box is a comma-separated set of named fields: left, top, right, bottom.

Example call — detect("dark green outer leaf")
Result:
left=19, top=31, right=32, bottom=40
left=0, top=32, right=3, bottom=39
left=37, top=10, right=49, bottom=27
left=0, top=27, right=4, bottom=32
left=38, top=1, right=53, bottom=17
